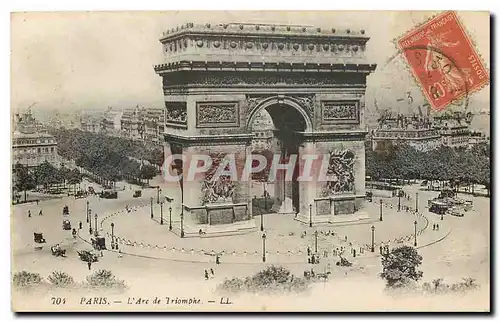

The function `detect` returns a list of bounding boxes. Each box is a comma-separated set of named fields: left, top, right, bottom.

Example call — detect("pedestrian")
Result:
left=39, top=209, right=42, bottom=216
left=36, top=200, right=39, bottom=205
left=204, top=270, right=209, bottom=280
left=311, top=254, right=316, bottom=264
left=436, top=224, right=440, bottom=231
left=215, top=255, right=220, bottom=265
left=379, top=246, right=383, bottom=254
left=353, top=249, right=356, bottom=257
left=345, top=236, right=348, bottom=242
left=307, top=247, right=311, bottom=256
left=100, top=250, right=104, bottom=257
left=118, top=250, right=123, bottom=258
left=28, top=210, right=31, bottom=218
left=87, top=261, right=92, bottom=270
left=210, top=268, right=214, bottom=276
left=79, top=221, right=83, bottom=230
left=433, top=224, right=436, bottom=231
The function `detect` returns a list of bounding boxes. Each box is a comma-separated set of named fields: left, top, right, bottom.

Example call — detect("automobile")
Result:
left=100, top=190, right=118, bottom=199
left=62, top=219, right=71, bottom=230
left=429, top=201, right=449, bottom=215
left=33, top=232, right=46, bottom=244
left=133, top=190, right=142, bottom=198
left=75, top=190, right=87, bottom=199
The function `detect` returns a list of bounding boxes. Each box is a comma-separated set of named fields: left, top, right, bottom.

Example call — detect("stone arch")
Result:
left=245, top=95, right=314, bottom=132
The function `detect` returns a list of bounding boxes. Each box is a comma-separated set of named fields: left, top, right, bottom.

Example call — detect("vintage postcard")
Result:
left=10, top=11, right=491, bottom=312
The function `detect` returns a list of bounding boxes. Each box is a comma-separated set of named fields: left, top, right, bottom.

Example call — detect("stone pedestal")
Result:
left=276, top=197, right=295, bottom=215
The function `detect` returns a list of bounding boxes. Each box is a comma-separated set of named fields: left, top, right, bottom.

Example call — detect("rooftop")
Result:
left=160, top=22, right=367, bottom=41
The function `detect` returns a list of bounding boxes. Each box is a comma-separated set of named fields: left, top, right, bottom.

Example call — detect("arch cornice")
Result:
left=245, top=95, right=314, bottom=132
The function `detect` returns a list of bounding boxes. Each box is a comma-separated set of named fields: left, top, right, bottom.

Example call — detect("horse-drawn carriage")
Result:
left=62, top=219, right=71, bottom=230
left=91, top=236, right=107, bottom=250
left=50, top=245, right=66, bottom=257
left=133, top=190, right=142, bottom=198
left=77, top=250, right=98, bottom=263
left=33, top=232, right=46, bottom=244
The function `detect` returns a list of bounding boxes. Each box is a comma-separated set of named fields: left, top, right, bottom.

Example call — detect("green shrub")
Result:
left=48, top=271, right=75, bottom=287
left=13, top=271, right=43, bottom=287
left=218, top=266, right=310, bottom=294
left=85, top=269, right=126, bottom=289
left=423, top=277, right=479, bottom=294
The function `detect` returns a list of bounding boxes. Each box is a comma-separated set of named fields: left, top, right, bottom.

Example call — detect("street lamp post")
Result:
left=263, top=182, right=268, bottom=211
left=160, top=201, right=164, bottom=225
left=150, top=197, right=154, bottom=219
left=314, top=230, right=318, bottom=254
left=371, top=225, right=375, bottom=252
left=414, top=220, right=417, bottom=247
left=309, top=204, right=313, bottom=227
left=89, top=212, right=93, bottom=235
left=180, top=212, right=185, bottom=238
left=398, top=193, right=401, bottom=212
left=260, top=208, right=264, bottom=232
left=415, top=192, right=419, bottom=213
left=157, top=187, right=161, bottom=204
left=169, top=206, right=172, bottom=230
left=86, top=201, right=90, bottom=223
left=111, top=223, right=115, bottom=249
left=94, top=213, right=98, bottom=237
left=379, top=199, right=383, bottom=221
left=262, top=233, right=266, bottom=262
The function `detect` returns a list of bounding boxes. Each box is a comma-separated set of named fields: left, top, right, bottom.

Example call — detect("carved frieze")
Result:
left=245, top=94, right=315, bottom=116
left=322, top=150, right=356, bottom=196
left=196, top=102, right=240, bottom=128
left=165, top=102, right=187, bottom=128
left=321, top=100, right=359, bottom=124
left=201, top=152, right=235, bottom=205
left=164, top=72, right=365, bottom=87
left=293, top=95, right=315, bottom=114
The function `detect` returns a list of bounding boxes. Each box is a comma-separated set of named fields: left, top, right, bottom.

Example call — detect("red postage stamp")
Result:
left=397, top=11, right=489, bottom=111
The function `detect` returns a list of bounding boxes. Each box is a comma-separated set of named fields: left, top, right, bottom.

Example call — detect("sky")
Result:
left=10, top=11, right=490, bottom=117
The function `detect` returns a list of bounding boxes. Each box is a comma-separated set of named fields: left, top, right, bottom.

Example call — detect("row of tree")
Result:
left=366, top=141, right=490, bottom=194
left=50, top=128, right=161, bottom=185
left=13, top=162, right=84, bottom=201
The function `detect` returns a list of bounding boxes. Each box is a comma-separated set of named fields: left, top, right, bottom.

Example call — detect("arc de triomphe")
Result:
left=154, top=23, right=376, bottom=235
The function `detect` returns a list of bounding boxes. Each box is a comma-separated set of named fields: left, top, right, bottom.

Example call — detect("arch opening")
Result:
left=248, top=99, right=310, bottom=217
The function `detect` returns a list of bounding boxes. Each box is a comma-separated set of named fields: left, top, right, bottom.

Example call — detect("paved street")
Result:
left=12, top=175, right=489, bottom=287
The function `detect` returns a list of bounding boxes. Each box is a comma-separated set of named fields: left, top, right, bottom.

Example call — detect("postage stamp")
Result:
left=397, top=11, right=489, bottom=111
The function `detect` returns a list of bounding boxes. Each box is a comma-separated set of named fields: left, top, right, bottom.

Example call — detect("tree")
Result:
left=13, top=163, right=36, bottom=202
left=140, top=164, right=157, bottom=184
left=380, top=245, right=423, bottom=288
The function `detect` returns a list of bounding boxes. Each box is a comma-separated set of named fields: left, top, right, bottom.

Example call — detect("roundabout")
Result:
left=85, top=192, right=449, bottom=265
